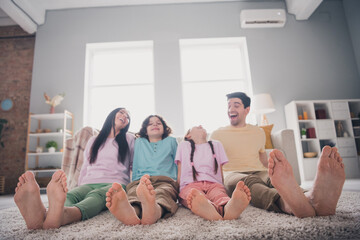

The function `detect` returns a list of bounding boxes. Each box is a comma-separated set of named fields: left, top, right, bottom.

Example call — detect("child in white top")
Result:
left=176, top=125, right=251, bottom=220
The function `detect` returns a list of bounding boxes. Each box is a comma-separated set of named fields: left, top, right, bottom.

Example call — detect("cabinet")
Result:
left=285, top=100, right=360, bottom=191
left=25, top=110, right=74, bottom=189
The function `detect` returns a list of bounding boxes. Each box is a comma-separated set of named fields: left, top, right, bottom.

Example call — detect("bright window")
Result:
left=84, top=41, right=155, bottom=133
left=180, top=37, right=254, bottom=133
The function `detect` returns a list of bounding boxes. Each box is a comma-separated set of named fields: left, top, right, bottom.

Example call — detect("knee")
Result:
left=242, top=175, right=263, bottom=187
left=85, top=190, right=106, bottom=202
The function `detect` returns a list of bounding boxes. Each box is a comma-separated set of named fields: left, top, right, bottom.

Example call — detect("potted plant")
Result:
left=0, top=119, right=8, bottom=148
left=46, top=140, right=58, bottom=153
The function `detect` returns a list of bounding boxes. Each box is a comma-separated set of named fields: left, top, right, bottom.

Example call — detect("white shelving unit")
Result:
left=285, top=99, right=360, bottom=191
left=25, top=110, right=74, bottom=188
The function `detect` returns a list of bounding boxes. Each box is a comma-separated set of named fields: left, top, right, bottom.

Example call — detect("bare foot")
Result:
left=223, top=181, right=251, bottom=220
left=14, top=171, right=46, bottom=229
left=42, top=170, right=68, bottom=229
left=187, top=188, right=222, bottom=221
left=306, top=146, right=345, bottom=216
left=136, top=175, right=161, bottom=225
left=106, top=183, right=140, bottom=225
left=268, top=150, right=315, bottom=218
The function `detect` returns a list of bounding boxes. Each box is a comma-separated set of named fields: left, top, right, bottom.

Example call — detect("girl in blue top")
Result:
left=106, top=115, right=178, bottom=225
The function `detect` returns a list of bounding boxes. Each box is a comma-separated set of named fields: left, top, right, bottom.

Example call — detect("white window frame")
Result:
left=83, top=41, right=155, bottom=132
left=179, top=37, right=255, bottom=132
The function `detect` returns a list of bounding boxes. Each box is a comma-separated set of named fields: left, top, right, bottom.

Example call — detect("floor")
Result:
left=0, top=193, right=48, bottom=210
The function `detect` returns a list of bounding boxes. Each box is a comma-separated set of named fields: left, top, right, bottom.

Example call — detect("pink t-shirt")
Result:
left=175, top=140, right=228, bottom=191
left=78, top=133, right=135, bottom=186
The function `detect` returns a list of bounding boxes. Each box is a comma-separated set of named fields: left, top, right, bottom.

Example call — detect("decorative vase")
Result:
left=50, top=106, right=55, bottom=114
left=48, top=147, right=56, bottom=153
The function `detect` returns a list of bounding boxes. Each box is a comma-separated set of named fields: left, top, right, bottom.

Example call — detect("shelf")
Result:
left=30, top=112, right=73, bottom=120
left=298, top=120, right=315, bottom=122
left=285, top=99, right=360, bottom=185
left=29, top=132, right=72, bottom=137
left=29, top=169, right=60, bottom=173
left=28, top=152, right=63, bottom=156
left=25, top=110, right=74, bottom=174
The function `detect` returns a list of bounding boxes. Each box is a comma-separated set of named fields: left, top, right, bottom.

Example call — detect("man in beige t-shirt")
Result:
left=211, top=92, right=345, bottom=217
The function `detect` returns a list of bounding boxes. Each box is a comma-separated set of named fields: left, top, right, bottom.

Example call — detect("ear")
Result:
left=245, top=106, right=250, bottom=115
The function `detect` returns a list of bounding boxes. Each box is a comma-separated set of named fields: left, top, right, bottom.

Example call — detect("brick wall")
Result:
left=0, top=26, right=35, bottom=194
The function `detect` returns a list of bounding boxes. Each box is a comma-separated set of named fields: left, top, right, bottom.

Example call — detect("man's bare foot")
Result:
left=223, top=181, right=251, bottom=220
left=306, top=146, right=345, bottom=216
left=106, top=183, right=140, bottom=225
left=136, top=175, right=161, bottom=225
left=42, top=170, right=68, bottom=229
left=186, top=188, right=222, bottom=221
left=14, top=171, right=46, bottom=229
left=268, top=149, right=315, bottom=218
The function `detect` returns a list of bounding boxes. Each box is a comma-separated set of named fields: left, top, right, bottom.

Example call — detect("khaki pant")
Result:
left=126, top=176, right=179, bottom=219
left=224, top=171, right=283, bottom=213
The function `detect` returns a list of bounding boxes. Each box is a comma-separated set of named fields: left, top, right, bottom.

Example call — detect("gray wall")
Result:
left=30, top=0, right=360, bottom=134
left=343, top=0, right=360, bottom=78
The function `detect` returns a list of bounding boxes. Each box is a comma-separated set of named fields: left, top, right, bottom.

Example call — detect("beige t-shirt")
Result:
left=210, top=124, right=266, bottom=172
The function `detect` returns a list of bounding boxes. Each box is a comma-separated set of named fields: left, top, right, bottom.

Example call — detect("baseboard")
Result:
left=301, top=179, right=360, bottom=192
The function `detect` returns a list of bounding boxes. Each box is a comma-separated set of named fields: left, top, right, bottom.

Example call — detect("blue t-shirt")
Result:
left=132, top=136, right=178, bottom=181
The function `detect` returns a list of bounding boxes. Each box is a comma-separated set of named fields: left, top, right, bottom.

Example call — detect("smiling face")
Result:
left=186, top=125, right=207, bottom=141
left=227, top=98, right=250, bottom=127
left=146, top=116, right=164, bottom=141
left=114, top=109, right=130, bottom=132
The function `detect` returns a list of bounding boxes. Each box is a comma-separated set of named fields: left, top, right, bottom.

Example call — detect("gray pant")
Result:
left=126, top=176, right=179, bottom=219
left=224, top=171, right=283, bottom=213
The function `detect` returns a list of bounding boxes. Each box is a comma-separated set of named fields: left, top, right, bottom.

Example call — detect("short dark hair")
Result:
left=136, top=115, right=172, bottom=141
left=226, top=92, right=251, bottom=108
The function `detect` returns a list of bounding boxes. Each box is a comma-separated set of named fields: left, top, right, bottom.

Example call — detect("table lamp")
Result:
left=252, top=93, right=275, bottom=126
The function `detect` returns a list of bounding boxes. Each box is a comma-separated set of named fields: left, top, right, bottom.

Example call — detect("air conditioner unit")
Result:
left=240, top=9, right=286, bottom=28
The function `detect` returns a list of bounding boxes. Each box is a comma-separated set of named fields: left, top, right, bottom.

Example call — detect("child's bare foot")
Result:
left=268, top=150, right=315, bottom=218
left=223, top=181, right=251, bottom=220
left=187, top=188, right=222, bottom=221
left=14, top=171, right=46, bottom=229
left=306, top=146, right=345, bottom=216
left=136, top=175, right=161, bottom=225
left=42, top=170, right=68, bottom=229
left=106, top=183, right=140, bottom=225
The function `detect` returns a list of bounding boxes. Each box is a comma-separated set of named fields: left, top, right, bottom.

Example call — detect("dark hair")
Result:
left=136, top=115, right=172, bottom=141
left=184, top=133, right=218, bottom=181
left=90, top=108, right=130, bottom=164
left=226, top=92, right=251, bottom=108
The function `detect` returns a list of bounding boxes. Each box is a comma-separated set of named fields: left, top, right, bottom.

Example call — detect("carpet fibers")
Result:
left=1, top=191, right=359, bottom=240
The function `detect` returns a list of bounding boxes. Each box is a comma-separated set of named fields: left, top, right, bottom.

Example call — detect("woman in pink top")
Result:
left=14, top=108, right=134, bottom=229
left=175, top=125, right=251, bottom=221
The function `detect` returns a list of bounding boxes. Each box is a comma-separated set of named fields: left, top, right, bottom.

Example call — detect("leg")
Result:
left=43, top=170, right=68, bottom=229
left=305, top=146, right=345, bottom=216
left=186, top=188, right=222, bottom=221
left=223, top=181, right=251, bottom=220
left=151, top=176, right=179, bottom=219
left=136, top=175, right=162, bottom=224
left=226, top=171, right=281, bottom=212
left=268, top=150, right=315, bottom=218
left=14, top=171, right=46, bottom=229
left=106, top=183, right=140, bottom=225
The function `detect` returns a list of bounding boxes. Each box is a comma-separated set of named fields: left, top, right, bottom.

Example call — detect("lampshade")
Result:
left=252, top=93, right=275, bottom=114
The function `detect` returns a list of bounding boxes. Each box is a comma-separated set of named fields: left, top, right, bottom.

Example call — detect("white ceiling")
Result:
left=0, top=0, right=323, bottom=34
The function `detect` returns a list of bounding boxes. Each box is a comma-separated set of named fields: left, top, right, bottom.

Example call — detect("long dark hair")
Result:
left=135, top=115, right=172, bottom=141
left=90, top=108, right=130, bottom=164
left=184, top=133, right=218, bottom=181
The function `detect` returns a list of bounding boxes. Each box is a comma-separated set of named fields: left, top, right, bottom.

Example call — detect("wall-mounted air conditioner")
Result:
left=240, top=9, right=286, bottom=28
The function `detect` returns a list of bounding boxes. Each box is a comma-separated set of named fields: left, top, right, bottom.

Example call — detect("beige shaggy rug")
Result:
left=1, top=191, right=359, bottom=240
